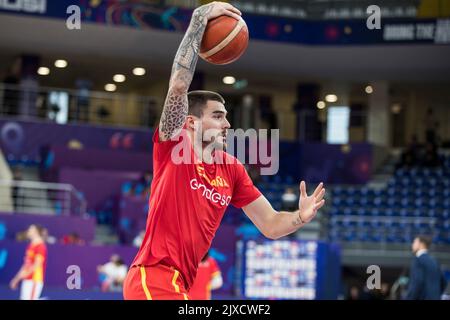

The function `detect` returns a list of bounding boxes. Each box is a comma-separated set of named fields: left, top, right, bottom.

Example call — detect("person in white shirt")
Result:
left=282, top=187, right=298, bottom=211
left=97, top=254, right=128, bottom=292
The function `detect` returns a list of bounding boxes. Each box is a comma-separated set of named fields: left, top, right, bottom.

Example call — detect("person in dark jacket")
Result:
left=407, top=235, right=447, bottom=300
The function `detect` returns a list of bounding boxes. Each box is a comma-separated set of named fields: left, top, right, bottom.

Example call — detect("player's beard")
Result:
left=202, top=130, right=227, bottom=153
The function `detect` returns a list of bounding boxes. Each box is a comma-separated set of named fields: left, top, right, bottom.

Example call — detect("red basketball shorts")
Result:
left=123, top=264, right=189, bottom=300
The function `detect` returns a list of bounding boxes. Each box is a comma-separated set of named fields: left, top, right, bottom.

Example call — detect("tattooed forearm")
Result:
left=173, top=5, right=212, bottom=73
left=159, top=90, right=188, bottom=140
left=291, top=211, right=305, bottom=227
left=159, top=5, right=212, bottom=140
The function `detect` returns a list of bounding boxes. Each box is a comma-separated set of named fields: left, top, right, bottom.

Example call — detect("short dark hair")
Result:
left=188, top=90, right=225, bottom=117
left=416, top=235, right=432, bottom=248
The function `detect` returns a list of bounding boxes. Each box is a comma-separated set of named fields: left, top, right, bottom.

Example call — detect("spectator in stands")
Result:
left=398, top=135, right=420, bottom=169
left=347, top=285, right=361, bottom=300
left=282, top=187, right=298, bottom=211
left=406, top=235, right=447, bottom=300
left=422, top=142, right=441, bottom=167
left=425, top=108, right=438, bottom=145
left=188, top=251, right=223, bottom=300
left=369, top=282, right=391, bottom=300
left=246, top=164, right=261, bottom=184
left=390, top=271, right=410, bottom=300
left=132, top=230, right=145, bottom=248
left=122, top=172, right=153, bottom=198
left=97, top=254, right=128, bottom=292
left=41, top=228, right=57, bottom=244
left=380, top=282, right=391, bottom=300
left=9, top=224, right=47, bottom=300
left=11, top=167, right=23, bottom=212
left=74, top=78, right=93, bottom=122
left=134, top=171, right=153, bottom=197
left=61, top=232, right=85, bottom=245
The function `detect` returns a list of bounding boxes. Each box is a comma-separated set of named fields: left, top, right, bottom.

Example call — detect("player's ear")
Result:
left=186, top=115, right=196, bottom=130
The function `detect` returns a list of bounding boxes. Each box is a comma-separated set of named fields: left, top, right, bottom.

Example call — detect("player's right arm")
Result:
left=9, top=255, right=44, bottom=289
left=158, top=2, right=241, bottom=141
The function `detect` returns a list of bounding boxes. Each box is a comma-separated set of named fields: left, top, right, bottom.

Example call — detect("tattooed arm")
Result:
left=242, top=182, right=325, bottom=239
left=159, top=2, right=241, bottom=141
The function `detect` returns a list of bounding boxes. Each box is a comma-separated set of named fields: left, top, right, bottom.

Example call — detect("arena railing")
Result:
left=0, top=179, right=87, bottom=216
left=0, top=83, right=159, bottom=129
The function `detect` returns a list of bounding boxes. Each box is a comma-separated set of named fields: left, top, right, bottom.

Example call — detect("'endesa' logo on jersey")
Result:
left=190, top=178, right=231, bottom=206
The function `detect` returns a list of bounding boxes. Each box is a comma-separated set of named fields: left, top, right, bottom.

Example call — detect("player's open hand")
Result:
left=195, top=1, right=242, bottom=22
left=298, top=181, right=325, bottom=224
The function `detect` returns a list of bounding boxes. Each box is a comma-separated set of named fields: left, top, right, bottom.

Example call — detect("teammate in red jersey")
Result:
left=123, top=1, right=325, bottom=300
left=10, top=224, right=47, bottom=300
left=189, top=252, right=223, bottom=300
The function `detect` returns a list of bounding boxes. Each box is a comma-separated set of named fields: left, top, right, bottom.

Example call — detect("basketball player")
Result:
left=123, top=1, right=325, bottom=300
left=9, top=224, right=47, bottom=300
left=189, top=252, right=223, bottom=300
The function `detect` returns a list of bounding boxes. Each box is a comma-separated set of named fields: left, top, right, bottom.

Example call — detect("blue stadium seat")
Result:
left=371, top=234, right=383, bottom=242
left=332, top=197, right=342, bottom=206
left=428, top=199, right=437, bottom=209
left=443, top=199, right=450, bottom=209
left=273, top=175, right=282, bottom=184
left=427, top=209, right=438, bottom=218
left=356, top=208, right=367, bottom=216
left=357, top=233, right=370, bottom=242
left=369, top=208, right=381, bottom=217
left=360, top=187, right=369, bottom=196
left=385, top=208, right=395, bottom=217
left=265, top=192, right=277, bottom=202
left=444, top=189, right=450, bottom=198
left=329, top=207, right=340, bottom=216
left=386, top=233, right=399, bottom=243
left=345, top=198, right=356, bottom=206
left=400, top=198, right=410, bottom=208
left=373, top=197, right=383, bottom=206
left=370, top=219, right=381, bottom=228
left=121, top=181, right=133, bottom=194
left=373, top=189, right=384, bottom=197
left=358, top=197, right=369, bottom=206
left=383, top=220, right=394, bottom=228
left=284, top=176, right=294, bottom=184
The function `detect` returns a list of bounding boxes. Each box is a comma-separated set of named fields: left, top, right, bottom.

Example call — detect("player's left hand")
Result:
left=298, top=181, right=325, bottom=224
left=9, top=278, right=19, bottom=290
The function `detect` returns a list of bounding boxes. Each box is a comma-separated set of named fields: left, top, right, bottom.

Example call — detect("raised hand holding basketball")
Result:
left=196, top=1, right=242, bottom=22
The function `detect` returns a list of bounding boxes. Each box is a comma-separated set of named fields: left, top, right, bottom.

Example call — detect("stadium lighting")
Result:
left=37, top=67, right=50, bottom=75
left=325, top=94, right=338, bottom=103
left=317, top=101, right=326, bottom=109
left=133, top=67, right=146, bottom=76
left=105, top=84, right=117, bottom=92
left=223, top=76, right=236, bottom=85
left=113, top=74, right=126, bottom=83
left=365, top=85, right=373, bottom=94
left=54, top=60, right=68, bottom=68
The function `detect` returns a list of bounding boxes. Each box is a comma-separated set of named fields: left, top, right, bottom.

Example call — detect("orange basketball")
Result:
left=200, top=16, right=249, bottom=65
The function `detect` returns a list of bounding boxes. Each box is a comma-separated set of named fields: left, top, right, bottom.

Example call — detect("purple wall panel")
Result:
left=59, top=168, right=142, bottom=211
left=47, top=145, right=153, bottom=172
left=0, top=240, right=137, bottom=289
left=0, top=119, right=153, bottom=161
